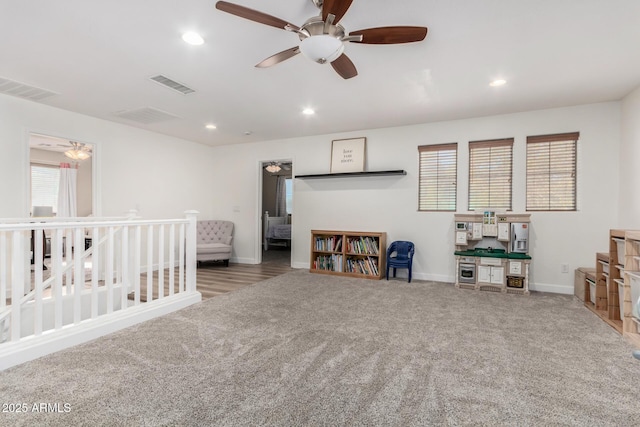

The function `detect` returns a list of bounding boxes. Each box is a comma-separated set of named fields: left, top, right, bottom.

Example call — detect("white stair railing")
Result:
left=0, top=210, right=200, bottom=370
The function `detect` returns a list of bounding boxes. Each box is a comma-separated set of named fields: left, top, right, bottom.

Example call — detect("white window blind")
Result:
left=31, top=164, right=59, bottom=214
left=468, top=139, right=513, bottom=210
left=418, top=143, right=457, bottom=211
left=526, top=132, right=578, bottom=211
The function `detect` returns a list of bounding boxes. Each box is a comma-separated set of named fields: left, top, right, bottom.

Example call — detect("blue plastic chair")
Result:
left=386, top=241, right=415, bottom=283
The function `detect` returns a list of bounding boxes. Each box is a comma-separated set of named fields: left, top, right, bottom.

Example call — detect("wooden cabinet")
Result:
left=623, top=231, right=640, bottom=348
left=608, top=230, right=626, bottom=331
left=310, top=230, right=386, bottom=280
left=585, top=230, right=637, bottom=336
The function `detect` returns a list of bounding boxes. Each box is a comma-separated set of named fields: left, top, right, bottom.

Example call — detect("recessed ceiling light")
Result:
left=490, top=79, right=507, bottom=87
left=302, top=108, right=315, bottom=115
left=182, top=32, right=204, bottom=46
left=205, top=124, right=217, bottom=130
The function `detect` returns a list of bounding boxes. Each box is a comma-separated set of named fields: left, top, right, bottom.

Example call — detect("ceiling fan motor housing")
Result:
left=298, top=16, right=346, bottom=64
left=299, top=16, right=345, bottom=39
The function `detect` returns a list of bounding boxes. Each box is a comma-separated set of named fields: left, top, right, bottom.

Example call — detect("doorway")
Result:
left=260, top=160, right=293, bottom=266
left=28, top=133, right=94, bottom=217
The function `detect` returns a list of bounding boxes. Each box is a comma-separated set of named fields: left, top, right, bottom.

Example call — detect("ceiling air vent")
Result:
left=113, top=107, right=180, bottom=124
left=149, top=75, right=195, bottom=95
left=0, top=76, right=58, bottom=101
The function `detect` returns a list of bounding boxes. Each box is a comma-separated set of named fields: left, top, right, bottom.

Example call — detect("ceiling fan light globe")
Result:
left=64, top=149, right=90, bottom=160
left=299, top=35, right=344, bottom=64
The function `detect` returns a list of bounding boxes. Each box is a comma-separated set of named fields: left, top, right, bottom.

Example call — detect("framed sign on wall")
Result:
left=330, top=137, right=366, bottom=173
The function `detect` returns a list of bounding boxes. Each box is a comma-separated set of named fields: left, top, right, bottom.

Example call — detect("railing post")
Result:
left=184, top=210, right=199, bottom=293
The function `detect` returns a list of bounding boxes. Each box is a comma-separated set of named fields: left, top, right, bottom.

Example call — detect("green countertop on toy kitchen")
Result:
left=454, top=248, right=531, bottom=260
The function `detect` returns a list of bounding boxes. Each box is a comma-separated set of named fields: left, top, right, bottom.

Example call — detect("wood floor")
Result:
left=196, top=260, right=294, bottom=300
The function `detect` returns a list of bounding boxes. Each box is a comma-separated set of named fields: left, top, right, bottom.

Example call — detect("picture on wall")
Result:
left=330, top=137, right=366, bottom=173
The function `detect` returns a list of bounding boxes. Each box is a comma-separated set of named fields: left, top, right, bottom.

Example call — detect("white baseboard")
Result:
left=528, top=282, right=573, bottom=295
left=0, top=292, right=201, bottom=372
left=231, top=257, right=256, bottom=265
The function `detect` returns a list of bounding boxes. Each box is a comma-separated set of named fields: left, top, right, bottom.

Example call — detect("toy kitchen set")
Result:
left=454, top=211, right=532, bottom=295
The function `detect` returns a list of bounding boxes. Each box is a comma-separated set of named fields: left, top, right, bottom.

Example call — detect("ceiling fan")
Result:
left=64, top=141, right=92, bottom=161
left=215, top=0, right=428, bottom=79
left=264, top=161, right=292, bottom=173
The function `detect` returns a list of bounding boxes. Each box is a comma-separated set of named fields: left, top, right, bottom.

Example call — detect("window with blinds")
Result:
left=418, top=143, right=457, bottom=211
left=468, top=138, right=513, bottom=210
left=31, top=164, right=60, bottom=214
left=526, top=132, right=578, bottom=211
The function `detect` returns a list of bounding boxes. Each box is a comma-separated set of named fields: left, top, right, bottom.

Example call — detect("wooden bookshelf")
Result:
left=310, top=230, right=386, bottom=280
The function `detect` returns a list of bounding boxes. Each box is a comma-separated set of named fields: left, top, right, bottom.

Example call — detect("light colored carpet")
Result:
left=1, top=270, right=640, bottom=426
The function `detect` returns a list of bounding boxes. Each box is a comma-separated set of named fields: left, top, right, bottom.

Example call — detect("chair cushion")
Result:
left=197, top=243, right=232, bottom=255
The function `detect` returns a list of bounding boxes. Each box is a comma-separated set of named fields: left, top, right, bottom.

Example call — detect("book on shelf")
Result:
left=314, top=254, right=343, bottom=272
left=315, top=236, right=343, bottom=252
left=345, top=256, right=379, bottom=276
left=347, top=236, right=380, bottom=255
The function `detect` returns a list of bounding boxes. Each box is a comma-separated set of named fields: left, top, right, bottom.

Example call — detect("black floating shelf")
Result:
left=296, top=170, right=407, bottom=179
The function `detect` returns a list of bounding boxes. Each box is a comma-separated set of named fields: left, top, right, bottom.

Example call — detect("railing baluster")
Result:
left=134, top=225, right=141, bottom=305
left=73, top=227, right=83, bottom=325
left=121, top=226, right=129, bottom=311
left=106, top=226, right=114, bottom=314
left=158, top=225, right=165, bottom=299
left=147, top=225, right=153, bottom=303
left=10, top=231, right=25, bottom=341
left=54, top=228, right=64, bottom=330
left=91, top=227, right=99, bottom=319
left=65, top=229, right=73, bottom=293
left=34, top=229, right=44, bottom=336
left=169, top=224, right=175, bottom=296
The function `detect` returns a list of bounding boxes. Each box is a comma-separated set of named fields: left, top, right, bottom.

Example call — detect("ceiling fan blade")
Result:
left=215, top=1, right=299, bottom=31
left=255, top=47, right=300, bottom=68
left=350, top=26, right=428, bottom=44
left=331, top=53, right=358, bottom=79
left=322, top=0, right=354, bottom=23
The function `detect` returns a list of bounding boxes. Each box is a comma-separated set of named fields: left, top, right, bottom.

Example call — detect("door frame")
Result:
left=24, top=129, right=99, bottom=217
left=255, top=158, right=293, bottom=265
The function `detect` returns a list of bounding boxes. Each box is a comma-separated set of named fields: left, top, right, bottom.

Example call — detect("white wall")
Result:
left=0, top=94, right=215, bottom=220
left=0, top=93, right=624, bottom=294
left=620, top=85, right=640, bottom=227
left=211, top=102, right=621, bottom=294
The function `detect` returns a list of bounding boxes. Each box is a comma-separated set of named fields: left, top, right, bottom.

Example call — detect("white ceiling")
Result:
left=1, top=0, right=639, bottom=147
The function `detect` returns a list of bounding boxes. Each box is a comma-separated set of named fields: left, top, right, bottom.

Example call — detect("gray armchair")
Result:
left=196, top=220, right=233, bottom=266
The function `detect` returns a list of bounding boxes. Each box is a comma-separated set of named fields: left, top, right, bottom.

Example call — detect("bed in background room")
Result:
left=263, top=211, right=291, bottom=250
